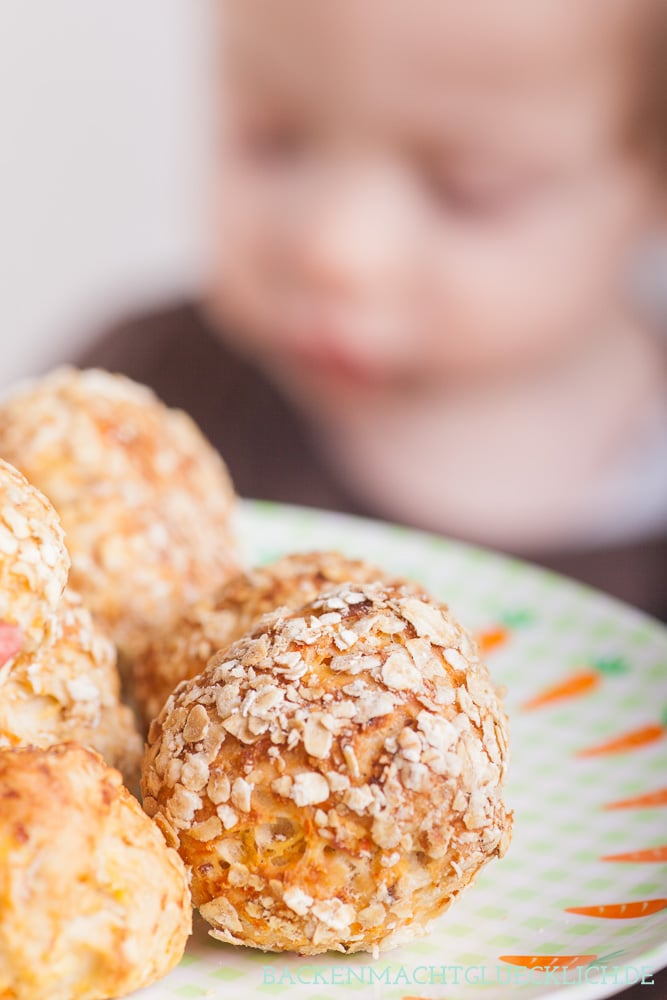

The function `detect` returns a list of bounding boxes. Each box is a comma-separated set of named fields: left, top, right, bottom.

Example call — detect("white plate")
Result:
left=138, top=501, right=667, bottom=1000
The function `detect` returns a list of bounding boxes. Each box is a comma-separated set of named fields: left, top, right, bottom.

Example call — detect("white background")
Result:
left=0, top=1, right=211, bottom=387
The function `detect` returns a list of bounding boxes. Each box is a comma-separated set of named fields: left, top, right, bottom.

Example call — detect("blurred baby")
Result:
left=81, top=0, right=667, bottom=593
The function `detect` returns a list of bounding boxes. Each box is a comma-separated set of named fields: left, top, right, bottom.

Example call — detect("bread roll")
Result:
left=0, top=459, right=141, bottom=783
left=0, top=744, right=191, bottom=1000
left=0, top=589, right=142, bottom=785
left=0, top=367, right=240, bottom=664
left=0, top=458, right=68, bottom=657
left=135, top=550, right=412, bottom=724
left=143, top=582, right=512, bottom=955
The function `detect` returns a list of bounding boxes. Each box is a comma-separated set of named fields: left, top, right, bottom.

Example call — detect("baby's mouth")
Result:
left=281, top=337, right=395, bottom=390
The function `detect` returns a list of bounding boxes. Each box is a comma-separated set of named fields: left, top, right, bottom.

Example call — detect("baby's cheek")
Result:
left=206, top=182, right=275, bottom=339
left=416, top=240, right=587, bottom=374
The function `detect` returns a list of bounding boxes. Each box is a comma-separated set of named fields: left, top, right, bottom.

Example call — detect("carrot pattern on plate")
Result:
left=604, top=786, right=667, bottom=810
left=500, top=949, right=625, bottom=971
left=601, top=845, right=667, bottom=863
left=500, top=955, right=596, bottom=971
left=476, top=609, right=533, bottom=655
left=566, top=899, right=667, bottom=918
left=522, top=657, right=627, bottom=711
left=576, top=709, right=667, bottom=758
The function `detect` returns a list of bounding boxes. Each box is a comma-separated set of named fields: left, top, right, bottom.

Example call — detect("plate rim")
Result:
left=238, top=498, right=667, bottom=638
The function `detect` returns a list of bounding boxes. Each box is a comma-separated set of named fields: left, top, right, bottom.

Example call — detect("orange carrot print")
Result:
left=576, top=709, right=667, bottom=758
left=499, top=955, right=597, bottom=971
left=522, top=657, right=627, bottom=711
left=604, top=786, right=667, bottom=810
left=566, top=899, right=667, bottom=919
left=500, top=950, right=625, bottom=972
left=476, top=610, right=533, bottom=655
left=477, top=627, right=509, bottom=655
left=602, top=845, right=667, bottom=863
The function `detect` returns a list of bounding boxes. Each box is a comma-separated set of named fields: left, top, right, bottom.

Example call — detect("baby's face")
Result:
left=209, top=0, right=654, bottom=396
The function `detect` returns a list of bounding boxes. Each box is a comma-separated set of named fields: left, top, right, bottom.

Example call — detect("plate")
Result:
left=138, top=501, right=667, bottom=1000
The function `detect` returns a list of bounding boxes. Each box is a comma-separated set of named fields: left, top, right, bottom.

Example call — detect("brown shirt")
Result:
left=76, top=300, right=667, bottom=622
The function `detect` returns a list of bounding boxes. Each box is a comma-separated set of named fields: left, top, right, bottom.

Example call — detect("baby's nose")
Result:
left=294, top=161, right=409, bottom=296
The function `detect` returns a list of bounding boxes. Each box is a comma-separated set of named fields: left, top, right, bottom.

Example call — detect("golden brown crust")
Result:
left=0, top=367, right=241, bottom=663
left=0, top=589, right=142, bottom=786
left=0, top=744, right=191, bottom=1000
left=0, top=460, right=142, bottom=784
left=143, top=582, right=512, bottom=955
left=134, top=551, right=414, bottom=725
left=0, top=459, right=68, bottom=654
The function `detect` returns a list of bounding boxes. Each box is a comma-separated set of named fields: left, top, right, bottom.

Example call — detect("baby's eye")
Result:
left=237, top=117, right=310, bottom=165
left=422, top=169, right=534, bottom=219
